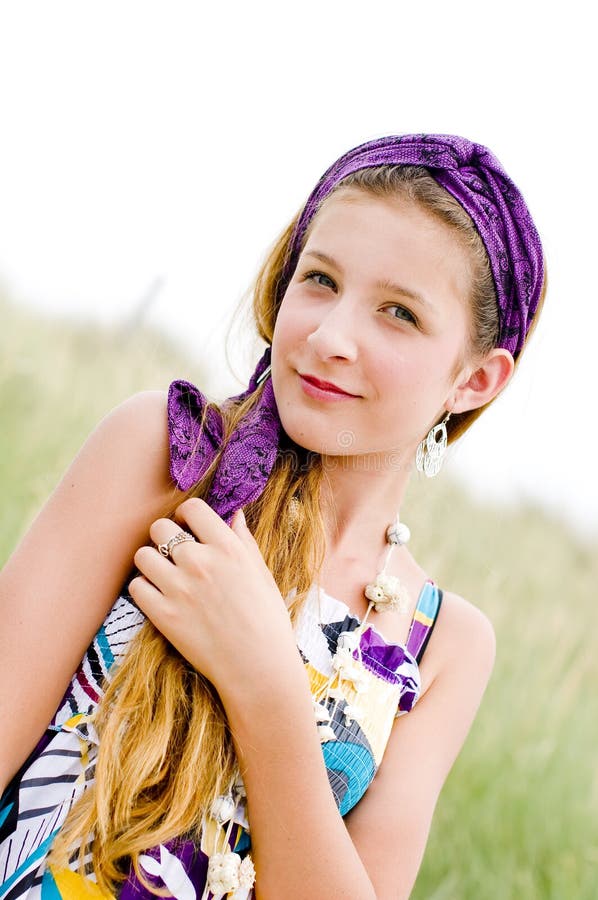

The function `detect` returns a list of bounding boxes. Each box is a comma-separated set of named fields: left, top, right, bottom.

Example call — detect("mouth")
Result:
left=298, top=373, right=360, bottom=399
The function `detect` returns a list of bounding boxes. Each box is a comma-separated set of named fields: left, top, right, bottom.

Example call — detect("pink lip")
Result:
left=299, top=373, right=360, bottom=399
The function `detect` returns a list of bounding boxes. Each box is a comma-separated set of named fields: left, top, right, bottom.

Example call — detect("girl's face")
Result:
left=270, top=188, right=476, bottom=467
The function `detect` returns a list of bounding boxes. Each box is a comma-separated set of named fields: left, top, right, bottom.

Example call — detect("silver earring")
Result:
left=416, top=412, right=451, bottom=477
left=255, top=364, right=272, bottom=387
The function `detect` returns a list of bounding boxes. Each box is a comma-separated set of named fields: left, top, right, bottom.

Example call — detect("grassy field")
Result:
left=1, top=298, right=596, bottom=898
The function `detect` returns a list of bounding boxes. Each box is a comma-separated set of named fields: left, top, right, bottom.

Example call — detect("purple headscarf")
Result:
left=168, top=134, right=544, bottom=514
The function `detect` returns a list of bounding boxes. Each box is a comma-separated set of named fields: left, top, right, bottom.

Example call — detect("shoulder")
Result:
left=91, top=390, right=170, bottom=472
left=403, top=551, right=496, bottom=682
left=437, top=588, right=496, bottom=662
left=101, top=389, right=169, bottom=440
left=62, top=389, right=179, bottom=511
left=420, top=586, right=496, bottom=696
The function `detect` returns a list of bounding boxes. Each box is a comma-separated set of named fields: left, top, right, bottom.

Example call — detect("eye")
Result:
left=304, top=270, right=337, bottom=291
left=385, top=304, right=418, bottom=326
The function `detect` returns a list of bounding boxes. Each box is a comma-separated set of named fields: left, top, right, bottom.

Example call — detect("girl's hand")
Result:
left=129, top=498, right=299, bottom=693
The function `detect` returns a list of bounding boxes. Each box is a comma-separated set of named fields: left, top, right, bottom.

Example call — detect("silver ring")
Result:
left=158, top=530, right=196, bottom=559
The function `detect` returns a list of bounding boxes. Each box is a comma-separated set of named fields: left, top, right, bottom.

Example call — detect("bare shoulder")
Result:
left=75, top=389, right=176, bottom=499
left=403, top=547, right=496, bottom=688
left=436, top=588, right=496, bottom=660
left=416, top=584, right=496, bottom=702
left=97, top=389, right=170, bottom=455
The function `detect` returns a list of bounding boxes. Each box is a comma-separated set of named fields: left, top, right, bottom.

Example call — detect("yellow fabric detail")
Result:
left=49, top=866, right=114, bottom=898
left=60, top=713, right=88, bottom=732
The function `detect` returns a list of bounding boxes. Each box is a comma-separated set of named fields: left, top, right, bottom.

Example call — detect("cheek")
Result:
left=370, top=351, right=416, bottom=397
left=271, top=303, right=303, bottom=397
left=272, top=291, right=313, bottom=358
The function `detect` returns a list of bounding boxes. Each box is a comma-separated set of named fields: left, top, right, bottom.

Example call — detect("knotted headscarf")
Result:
left=168, top=134, right=544, bottom=514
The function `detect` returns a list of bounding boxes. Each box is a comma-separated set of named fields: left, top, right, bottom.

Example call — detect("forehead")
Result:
left=301, top=188, right=474, bottom=302
left=304, top=187, right=462, bottom=254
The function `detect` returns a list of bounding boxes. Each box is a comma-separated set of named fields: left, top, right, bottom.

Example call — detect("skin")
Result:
left=0, top=189, right=515, bottom=899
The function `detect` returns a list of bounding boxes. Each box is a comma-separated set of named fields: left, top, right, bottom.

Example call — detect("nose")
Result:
left=306, top=296, right=359, bottom=363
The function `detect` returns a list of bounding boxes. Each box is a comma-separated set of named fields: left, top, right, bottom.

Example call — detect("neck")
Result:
left=319, top=453, right=411, bottom=557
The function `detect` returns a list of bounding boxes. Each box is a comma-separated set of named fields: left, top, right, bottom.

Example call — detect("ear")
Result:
left=448, top=348, right=515, bottom=414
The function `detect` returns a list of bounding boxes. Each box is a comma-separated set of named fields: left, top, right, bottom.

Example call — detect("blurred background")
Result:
left=1, top=2, right=596, bottom=897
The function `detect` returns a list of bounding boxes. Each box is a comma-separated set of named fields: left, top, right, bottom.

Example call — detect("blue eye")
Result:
left=387, top=305, right=417, bottom=325
left=305, top=271, right=337, bottom=290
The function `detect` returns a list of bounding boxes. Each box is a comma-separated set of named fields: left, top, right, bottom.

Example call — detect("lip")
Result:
left=298, top=373, right=360, bottom=399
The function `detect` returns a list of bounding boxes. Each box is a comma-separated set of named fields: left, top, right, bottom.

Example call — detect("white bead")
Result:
left=397, top=522, right=412, bottom=544
left=365, top=583, right=385, bottom=603
left=209, top=794, right=235, bottom=825
left=318, top=724, right=337, bottom=742
left=332, top=648, right=354, bottom=672
left=366, top=572, right=410, bottom=613
left=239, top=854, right=256, bottom=889
left=386, top=521, right=410, bottom=545
left=312, top=700, right=331, bottom=722
left=207, top=851, right=241, bottom=896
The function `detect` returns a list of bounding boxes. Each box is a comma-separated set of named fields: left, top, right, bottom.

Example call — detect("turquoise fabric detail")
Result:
left=41, top=867, right=62, bottom=899
left=322, top=741, right=376, bottom=816
left=0, top=831, right=58, bottom=897
left=95, top=625, right=115, bottom=671
left=0, top=801, right=13, bottom=829
left=417, top=581, right=440, bottom=619
left=233, top=829, right=251, bottom=854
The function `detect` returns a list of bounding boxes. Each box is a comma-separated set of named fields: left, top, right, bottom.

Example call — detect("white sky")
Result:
left=0, top=1, right=596, bottom=540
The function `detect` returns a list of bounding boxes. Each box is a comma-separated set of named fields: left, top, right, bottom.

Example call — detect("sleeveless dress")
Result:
left=0, top=580, right=442, bottom=899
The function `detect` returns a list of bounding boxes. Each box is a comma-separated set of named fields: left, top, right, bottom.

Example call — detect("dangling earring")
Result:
left=255, top=363, right=272, bottom=387
left=416, top=411, right=451, bottom=477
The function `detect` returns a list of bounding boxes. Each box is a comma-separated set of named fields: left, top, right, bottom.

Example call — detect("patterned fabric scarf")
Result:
left=168, top=347, right=278, bottom=519
left=168, top=134, right=544, bottom=512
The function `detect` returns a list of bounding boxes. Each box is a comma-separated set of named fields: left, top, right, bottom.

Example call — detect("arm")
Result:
left=132, top=503, right=495, bottom=899
left=228, top=592, right=495, bottom=900
left=223, top=654, right=379, bottom=900
left=0, top=390, right=177, bottom=792
left=344, top=594, right=496, bottom=899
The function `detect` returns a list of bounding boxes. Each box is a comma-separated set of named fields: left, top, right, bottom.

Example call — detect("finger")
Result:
left=128, top=573, right=166, bottom=616
left=134, top=545, right=178, bottom=589
left=175, top=498, right=234, bottom=547
left=149, top=517, right=180, bottom=546
left=230, top=509, right=263, bottom=559
left=231, top=508, right=246, bottom=529
left=149, top=519, right=198, bottom=561
left=229, top=510, right=280, bottom=590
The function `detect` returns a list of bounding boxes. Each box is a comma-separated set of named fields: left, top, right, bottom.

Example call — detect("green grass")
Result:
left=405, top=482, right=598, bottom=898
left=2, top=298, right=596, bottom=898
left=0, top=298, right=210, bottom=551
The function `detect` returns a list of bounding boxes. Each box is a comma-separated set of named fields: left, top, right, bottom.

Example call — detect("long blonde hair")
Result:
left=50, top=165, right=546, bottom=892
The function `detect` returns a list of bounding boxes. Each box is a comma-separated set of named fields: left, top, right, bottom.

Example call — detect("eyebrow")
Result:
left=301, top=250, right=434, bottom=310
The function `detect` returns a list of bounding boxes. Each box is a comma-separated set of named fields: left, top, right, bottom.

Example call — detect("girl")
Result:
left=0, top=134, right=545, bottom=899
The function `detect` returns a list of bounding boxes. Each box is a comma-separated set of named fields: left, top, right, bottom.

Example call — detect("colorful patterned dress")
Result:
left=0, top=580, right=442, bottom=899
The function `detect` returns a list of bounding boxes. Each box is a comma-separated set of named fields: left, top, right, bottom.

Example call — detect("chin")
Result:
left=279, top=421, right=326, bottom=456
